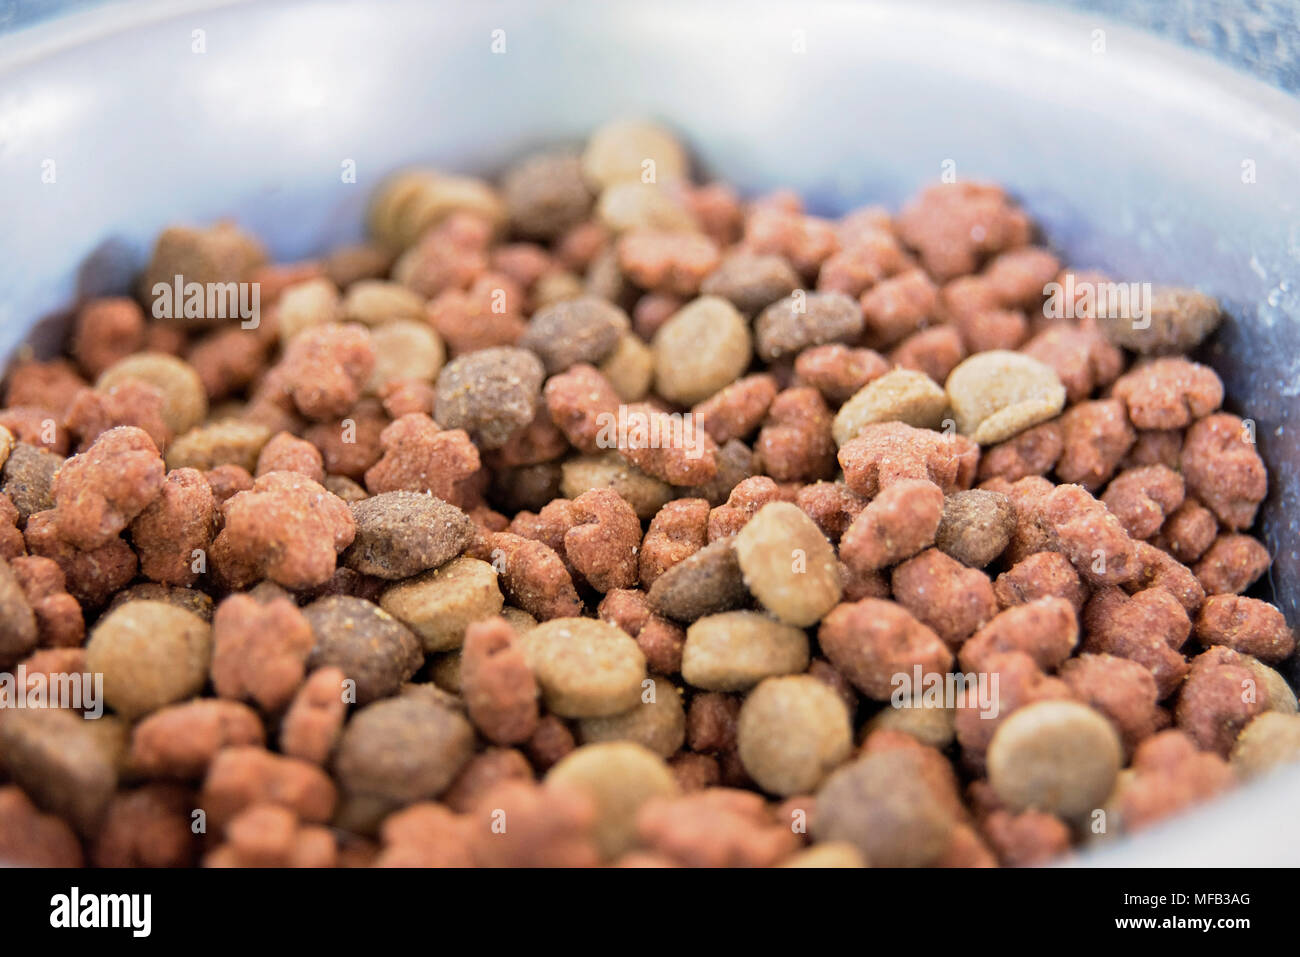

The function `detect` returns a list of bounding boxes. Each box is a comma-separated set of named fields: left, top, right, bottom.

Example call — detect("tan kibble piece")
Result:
left=582, top=119, right=688, bottom=190
left=368, top=169, right=505, bottom=247
left=379, top=557, right=504, bottom=652
left=546, top=741, right=680, bottom=858
left=577, top=676, right=686, bottom=757
left=500, top=606, right=538, bottom=633
left=945, top=350, right=1065, bottom=444
left=652, top=296, right=752, bottom=405
left=0, top=425, right=13, bottom=472
left=596, top=182, right=697, bottom=234
left=276, top=278, right=340, bottom=343
left=560, top=452, right=673, bottom=521
left=598, top=333, right=655, bottom=402
left=832, top=369, right=948, bottom=445
left=987, top=700, right=1121, bottom=819
left=97, top=353, right=207, bottom=435
left=366, top=320, right=445, bottom=392
left=165, top=420, right=272, bottom=473
left=1230, top=712, right=1300, bottom=779
left=429, top=652, right=461, bottom=694
left=522, top=617, right=647, bottom=717
left=733, top=502, right=842, bottom=627
left=342, top=279, right=426, bottom=326
left=1245, top=657, right=1298, bottom=714
left=779, top=842, right=867, bottom=868
left=737, top=676, right=852, bottom=796
left=681, top=610, right=810, bottom=691
left=866, top=701, right=956, bottom=749
left=85, top=600, right=212, bottom=718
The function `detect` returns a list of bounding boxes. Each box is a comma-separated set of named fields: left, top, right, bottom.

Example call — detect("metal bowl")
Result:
left=2, top=0, right=1298, bottom=864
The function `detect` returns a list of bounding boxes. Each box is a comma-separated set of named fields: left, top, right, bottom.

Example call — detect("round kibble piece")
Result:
left=344, top=492, right=473, bottom=579
left=733, top=502, right=842, bottom=627
left=1230, top=712, right=1300, bottom=779
left=651, top=296, right=752, bottom=405
left=302, top=596, right=423, bottom=705
left=755, top=292, right=865, bottom=362
left=519, top=297, right=627, bottom=375
left=522, top=618, right=647, bottom=717
left=434, top=347, right=544, bottom=450
left=333, top=687, right=476, bottom=804
left=85, top=601, right=212, bottom=719
left=581, top=119, right=688, bottom=190
left=987, top=700, right=1122, bottom=819
left=945, top=351, right=1066, bottom=444
left=97, top=353, right=207, bottom=436
left=503, top=151, right=593, bottom=239
left=576, top=675, right=686, bottom=758
left=367, top=320, right=445, bottom=392
left=737, top=676, right=852, bottom=796
left=832, top=369, right=949, bottom=445
left=681, top=610, right=810, bottom=691
left=546, top=741, right=679, bottom=858
left=379, top=556, right=504, bottom=652
left=814, top=750, right=956, bottom=866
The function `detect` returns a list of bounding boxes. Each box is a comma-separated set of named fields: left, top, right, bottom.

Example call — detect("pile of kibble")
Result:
left=0, top=118, right=1296, bottom=868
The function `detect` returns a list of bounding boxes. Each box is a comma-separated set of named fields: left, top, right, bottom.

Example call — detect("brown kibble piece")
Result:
left=303, top=596, right=422, bottom=704
left=344, top=492, right=473, bottom=579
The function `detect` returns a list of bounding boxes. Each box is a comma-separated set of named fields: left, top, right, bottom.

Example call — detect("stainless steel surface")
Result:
left=1, top=0, right=1298, bottom=865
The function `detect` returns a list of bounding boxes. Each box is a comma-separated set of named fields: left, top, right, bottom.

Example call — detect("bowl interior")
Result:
left=2, top=0, right=1299, bottom=864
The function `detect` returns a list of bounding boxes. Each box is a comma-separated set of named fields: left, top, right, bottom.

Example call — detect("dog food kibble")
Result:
left=651, top=296, right=751, bottom=405
left=522, top=618, right=646, bottom=717
left=733, top=502, right=841, bottom=627
left=1098, top=286, right=1222, bottom=354
left=97, top=352, right=208, bottom=435
left=815, top=749, right=956, bottom=866
left=546, top=741, right=679, bottom=858
left=344, top=492, right=473, bottom=579
left=302, top=596, right=423, bottom=704
left=378, top=556, right=503, bottom=651
left=1230, top=712, right=1300, bottom=779
left=754, top=292, right=864, bottom=362
left=576, top=675, right=686, bottom=758
left=945, top=351, right=1066, bottom=444
left=433, top=346, right=544, bottom=449
left=935, top=488, right=1015, bottom=567
left=0, top=120, right=1291, bottom=869
left=737, top=676, right=852, bottom=796
left=831, top=368, right=948, bottom=445
left=334, top=687, right=476, bottom=805
left=85, top=600, right=212, bottom=718
left=986, top=700, right=1122, bottom=819
left=211, top=471, right=356, bottom=589
left=681, top=611, right=810, bottom=691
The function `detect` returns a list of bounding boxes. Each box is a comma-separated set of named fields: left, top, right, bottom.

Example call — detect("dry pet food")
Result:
left=0, top=117, right=1293, bottom=871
